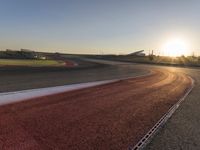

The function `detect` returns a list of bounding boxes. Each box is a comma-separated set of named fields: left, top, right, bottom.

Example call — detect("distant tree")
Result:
left=149, top=55, right=154, bottom=61
left=198, top=57, right=200, bottom=63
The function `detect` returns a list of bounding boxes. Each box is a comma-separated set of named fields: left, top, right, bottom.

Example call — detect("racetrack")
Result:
left=0, top=68, right=192, bottom=150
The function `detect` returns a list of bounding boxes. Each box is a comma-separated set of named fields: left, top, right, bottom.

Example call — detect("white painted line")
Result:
left=0, top=80, right=118, bottom=106
left=130, top=76, right=195, bottom=150
left=0, top=70, right=152, bottom=106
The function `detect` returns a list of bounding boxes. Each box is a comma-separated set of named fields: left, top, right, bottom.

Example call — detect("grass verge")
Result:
left=0, top=59, right=64, bottom=67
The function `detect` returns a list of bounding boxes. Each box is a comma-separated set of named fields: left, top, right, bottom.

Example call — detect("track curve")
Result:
left=0, top=68, right=193, bottom=150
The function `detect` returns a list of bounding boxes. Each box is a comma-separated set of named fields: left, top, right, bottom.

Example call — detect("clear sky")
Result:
left=0, top=0, right=200, bottom=55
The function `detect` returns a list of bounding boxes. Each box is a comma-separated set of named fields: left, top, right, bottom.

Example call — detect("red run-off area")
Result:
left=0, top=69, right=192, bottom=150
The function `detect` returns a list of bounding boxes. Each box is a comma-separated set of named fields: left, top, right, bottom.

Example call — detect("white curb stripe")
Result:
left=0, top=70, right=152, bottom=106
left=0, top=80, right=118, bottom=106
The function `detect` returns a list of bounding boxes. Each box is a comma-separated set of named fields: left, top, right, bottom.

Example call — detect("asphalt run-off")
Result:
left=0, top=68, right=193, bottom=150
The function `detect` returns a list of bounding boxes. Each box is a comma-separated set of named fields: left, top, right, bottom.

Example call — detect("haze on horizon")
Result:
left=1, top=0, right=200, bottom=55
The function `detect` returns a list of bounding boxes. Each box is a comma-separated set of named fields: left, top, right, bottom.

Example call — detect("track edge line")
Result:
left=0, top=70, right=153, bottom=106
left=130, top=75, right=195, bottom=150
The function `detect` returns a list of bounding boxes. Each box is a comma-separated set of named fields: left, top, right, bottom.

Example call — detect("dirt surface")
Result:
left=0, top=69, right=192, bottom=150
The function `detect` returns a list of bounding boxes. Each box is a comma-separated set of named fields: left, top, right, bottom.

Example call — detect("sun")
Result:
left=163, top=38, right=188, bottom=57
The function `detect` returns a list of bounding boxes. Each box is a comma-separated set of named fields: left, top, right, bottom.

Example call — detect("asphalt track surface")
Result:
left=0, top=63, right=148, bottom=93
left=0, top=67, right=192, bottom=150
left=1, top=59, right=200, bottom=150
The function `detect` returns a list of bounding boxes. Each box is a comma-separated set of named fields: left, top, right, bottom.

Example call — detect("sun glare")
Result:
left=163, top=38, right=189, bottom=57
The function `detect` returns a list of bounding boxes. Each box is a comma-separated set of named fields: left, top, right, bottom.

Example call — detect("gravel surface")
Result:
left=0, top=69, right=191, bottom=150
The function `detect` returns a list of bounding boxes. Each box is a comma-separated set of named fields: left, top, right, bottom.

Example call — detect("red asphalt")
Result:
left=0, top=69, right=192, bottom=150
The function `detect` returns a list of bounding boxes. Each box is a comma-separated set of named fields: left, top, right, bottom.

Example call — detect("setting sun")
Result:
left=163, top=38, right=189, bottom=57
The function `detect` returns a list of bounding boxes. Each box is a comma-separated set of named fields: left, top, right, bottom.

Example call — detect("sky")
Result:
left=0, top=0, right=200, bottom=55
